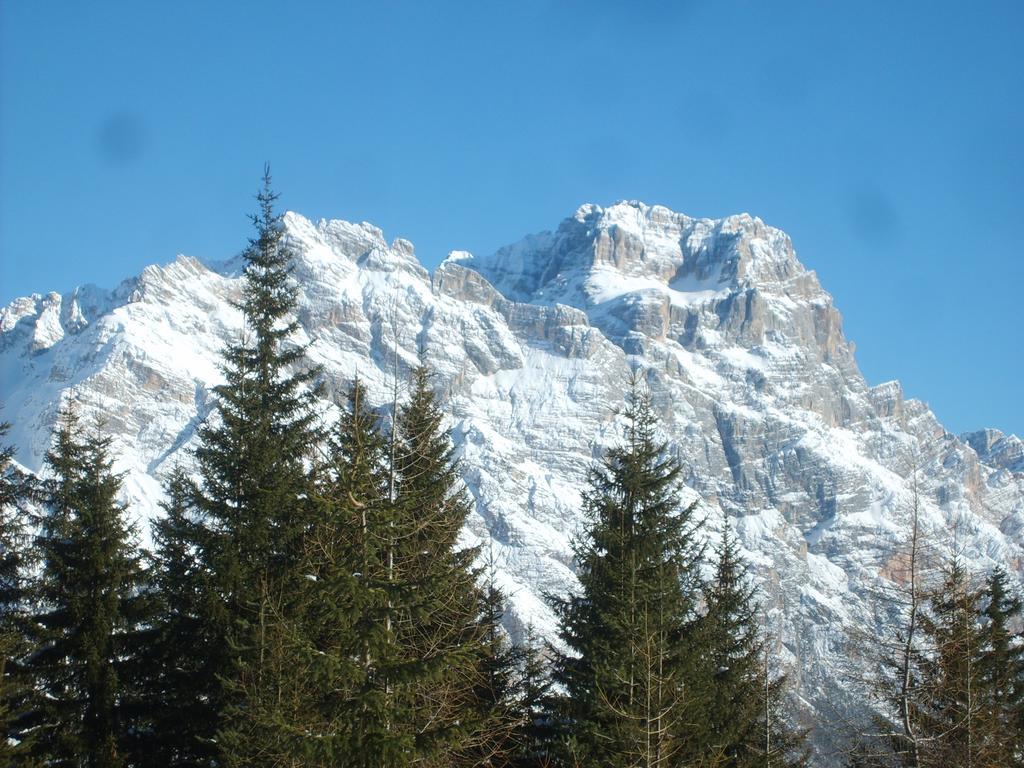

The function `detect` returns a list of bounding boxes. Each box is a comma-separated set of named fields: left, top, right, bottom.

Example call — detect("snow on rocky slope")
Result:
left=2, top=201, right=1022, bottom=758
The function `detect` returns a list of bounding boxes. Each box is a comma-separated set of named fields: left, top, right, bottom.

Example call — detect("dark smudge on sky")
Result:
left=845, top=187, right=901, bottom=250
left=95, top=113, right=146, bottom=165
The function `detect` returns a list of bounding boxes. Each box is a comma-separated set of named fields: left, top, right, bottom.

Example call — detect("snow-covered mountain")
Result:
left=2, top=201, right=1022, bottom=759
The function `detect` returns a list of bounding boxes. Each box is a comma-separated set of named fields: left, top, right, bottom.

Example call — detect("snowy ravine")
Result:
left=2, top=202, right=1022, bottom=760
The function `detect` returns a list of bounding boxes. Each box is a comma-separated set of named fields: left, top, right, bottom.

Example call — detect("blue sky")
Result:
left=1, top=1, right=1021, bottom=436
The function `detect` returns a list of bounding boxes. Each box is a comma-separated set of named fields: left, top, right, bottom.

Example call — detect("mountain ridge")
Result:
left=2, top=202, right=1022, bottom=760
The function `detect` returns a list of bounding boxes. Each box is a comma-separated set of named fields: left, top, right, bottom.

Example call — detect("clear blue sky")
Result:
left=1, top=1, right=1021, bottom=436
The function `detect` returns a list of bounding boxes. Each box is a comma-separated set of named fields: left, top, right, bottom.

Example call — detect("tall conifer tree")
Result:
left=320, top=379, right=406, bottom=765
left=391, top=364, right=490, bottom=765
left=207, top=168, right=322, bottom=761
left=510, top=627, right=554, bottom=768
left=461, top=563, right=528, bottom=767
left=0, top=422, right=37, bottom=764
left=26, top=409, right=148, bottom=767
left=850, top=558, right=1024, bottom=768
left=218, top=379, right=397, bottom=766
left=976, top=567, right=1024, bottom=765
left=143, top=467, right=215, bottom=766
left=918, top=559, right=986, bottom=767
left=550, top=378, right=704, bottom=768
left=700, top=515, right=807, bottom=767
left=151, top=168, right=322, bottom=764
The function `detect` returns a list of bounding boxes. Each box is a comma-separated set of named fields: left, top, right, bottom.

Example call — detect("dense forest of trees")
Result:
left=0, top=173, right=1021, bottom=766
left=844, top=476, right=1024, bottom=767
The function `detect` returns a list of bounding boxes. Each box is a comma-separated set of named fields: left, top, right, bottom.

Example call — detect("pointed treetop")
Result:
left=254, top=163, right=280, bottom=235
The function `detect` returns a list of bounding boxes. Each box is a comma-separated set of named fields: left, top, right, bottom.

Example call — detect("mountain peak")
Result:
left=466, top=202, right=804, bottom=315
left=282, top=212, right=427, bottom=280
left=572, top=199, right=766, bottom=235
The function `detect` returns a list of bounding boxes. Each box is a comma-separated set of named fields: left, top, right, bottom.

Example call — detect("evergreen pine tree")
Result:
left=918, top=558, right=986, bottom=767
left=319, top=379, right=407, bottom=765
left=700, top=514, right=807, bottom=767
left=142, top=467, right=216, bottom=766
left=849, top=548, right=1024, bottom=768
left=976, top=567, right=1024, bottom=766
left=461, top=561, right=527, bottom=767
left=510, top=626, right=554, bottom=768
left=549, top=377, right=704, bottom=768
left=152, top=168, right=323, bottom=765
left=195, top=165, right=322, bottom=600
left=209, top=169, right=323, bottom=762
left=218, top=378, right=397, bottom=766
left=215, top=563, right=315, bottom=767
left=0, top=421, right=37, bottom=764
left=26, top=409, right=148, bottom=767
left=391, top=363, right=489, bottom=765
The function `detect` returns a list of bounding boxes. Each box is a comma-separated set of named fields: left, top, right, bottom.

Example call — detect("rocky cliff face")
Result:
left=2, top=201, right=1021, bottom=760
